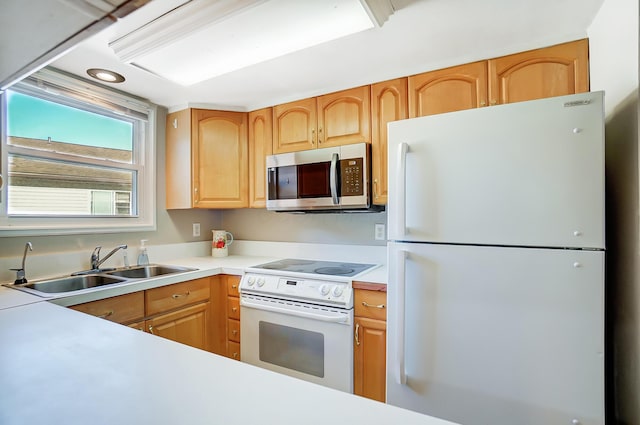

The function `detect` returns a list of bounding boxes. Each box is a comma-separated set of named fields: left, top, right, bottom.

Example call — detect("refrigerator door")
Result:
left=387, top=242, right=604, bottom=425
left=387, top=91, right=605, bottom=249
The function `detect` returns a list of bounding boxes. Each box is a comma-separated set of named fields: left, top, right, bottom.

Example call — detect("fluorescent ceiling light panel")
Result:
left=110, top=0, right=389, bottom=86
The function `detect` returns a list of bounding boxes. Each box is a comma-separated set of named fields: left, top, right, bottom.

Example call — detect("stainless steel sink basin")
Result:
left=20, top=275, right=128, bottom=294
left=105, top=265, right=196, bottom=279
left=8, top=264, right=198, bottom=297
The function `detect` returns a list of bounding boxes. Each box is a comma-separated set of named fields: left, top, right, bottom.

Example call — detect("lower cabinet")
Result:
left=145, top=302, right=210, bottom=351
left=225, top=275, right=241, bottom=360
left=69, top=277, right=214, bottom=353
left=353, top=287, right=387, bottom=402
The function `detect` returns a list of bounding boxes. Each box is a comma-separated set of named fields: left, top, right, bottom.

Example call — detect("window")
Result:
left=0, top=68, right=156, bottom=235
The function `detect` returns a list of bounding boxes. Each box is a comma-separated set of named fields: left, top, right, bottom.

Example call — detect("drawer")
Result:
left=146, top=278, right=210, bottom=316
left=227, top=318, right=240, bottom=342
left=354, top=289, right=387, bottom=320
left=227, top=296, right=240, bottom=320
left=71, top=291, right=144, bottom=324
left=228, top=341, right=241, bottom=361
left=227, top=275, right=241, bottom=297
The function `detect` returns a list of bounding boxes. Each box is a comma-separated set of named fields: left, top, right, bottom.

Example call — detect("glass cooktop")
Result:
left=252, top=258, right=376, bottom=277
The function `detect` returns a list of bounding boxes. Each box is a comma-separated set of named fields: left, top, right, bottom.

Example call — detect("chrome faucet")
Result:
left=11, top=242, right=33, bottom=284
left=90, top=245, right=128, bottom=271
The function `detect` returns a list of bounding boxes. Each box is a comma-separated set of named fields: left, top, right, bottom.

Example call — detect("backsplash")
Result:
left=221, top=209, right=387, bottom=246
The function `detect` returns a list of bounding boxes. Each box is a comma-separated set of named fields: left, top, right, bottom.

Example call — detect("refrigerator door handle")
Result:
left=395, top=143, right=409, bottom=237
left=395, top=248, right=407, bottom=385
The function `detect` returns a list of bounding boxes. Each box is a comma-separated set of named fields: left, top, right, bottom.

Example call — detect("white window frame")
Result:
left=0, top=68, right=156, bottom=236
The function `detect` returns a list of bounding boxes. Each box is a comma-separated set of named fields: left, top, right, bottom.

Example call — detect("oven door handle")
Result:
left=241, top=298, right=350, bottom=323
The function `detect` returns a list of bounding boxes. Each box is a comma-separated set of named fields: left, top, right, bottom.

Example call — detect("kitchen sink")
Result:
left=105, top=265, right=195, bottom=279
left=8, top=264, right=198, bottom=297
left=19, top=275, right=128, bottom=294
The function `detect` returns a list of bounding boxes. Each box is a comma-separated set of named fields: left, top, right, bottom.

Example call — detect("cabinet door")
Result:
left=354, top=316, right=386, bottom=402
left=192, top=109, right=248, bottom=208
left=273, top=98, right=317, bottom=153
left=248, top=108, right=273, bottom=208
left=488, top=38, right=589, bottom=105
left=317, top=86, right=371, bottom=148
left=371, top=78, right=407, bottom=205
left=165, top=109, right=193, bottom=209
left=408, top=61, right=488, bottom=118
left=146, top=302, right=210, bottom=351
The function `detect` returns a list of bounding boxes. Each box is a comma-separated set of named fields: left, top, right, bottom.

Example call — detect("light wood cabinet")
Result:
left=272, top=97, right=317, bottom=153
left=166, top=108, right=248, bottom=209
left=70, top=291, right=144, bottom=325
left=353, top=287, right=387, bottom=403
left=70, top=278, right=215, bottom=353
left=409, top=39, right=588, bottom=119
left=224, top=275, right=242, bottom=360
left=248, top=108, right=273, bottom=208
left=409, top=61, right=488, bottom=118
left=272, top=86, right=371, bottom=153
left=488, top=38, right=589, bottom=106
left=371, top=78, right=407, bottom=205
left=145, top=302, right=210, bottom=351
left=316, top=86, right=371, bottom=148
left=145, top=278, right=210, bottom=316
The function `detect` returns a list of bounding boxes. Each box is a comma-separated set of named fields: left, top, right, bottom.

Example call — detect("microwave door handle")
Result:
left=330, top=153, right=339, bottom=204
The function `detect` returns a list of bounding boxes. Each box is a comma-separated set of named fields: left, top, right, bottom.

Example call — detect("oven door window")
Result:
left=258, top=321, right=324, bottom=378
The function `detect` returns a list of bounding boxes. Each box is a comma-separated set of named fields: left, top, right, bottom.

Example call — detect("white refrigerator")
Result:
left=386, top=92, right=605, bottom=425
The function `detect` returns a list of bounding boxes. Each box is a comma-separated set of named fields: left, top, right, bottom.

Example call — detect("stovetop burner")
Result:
left=252, top=258, right=376, bottom=278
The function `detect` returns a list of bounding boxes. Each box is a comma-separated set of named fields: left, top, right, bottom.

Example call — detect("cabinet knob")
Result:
left=97, top=310, right=114, bottom=319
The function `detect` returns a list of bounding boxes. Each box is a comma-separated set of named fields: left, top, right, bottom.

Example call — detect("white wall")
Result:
left=221, top=208, right=387, bottom=246
left=588, top=0, right=639, bottom=423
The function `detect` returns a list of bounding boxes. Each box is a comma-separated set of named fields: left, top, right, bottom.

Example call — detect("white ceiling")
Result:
left=51, top=0, right=605, bottom=112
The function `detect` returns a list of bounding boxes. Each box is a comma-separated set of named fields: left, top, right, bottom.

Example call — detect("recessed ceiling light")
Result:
left=86, top=68, right=126, bottom=83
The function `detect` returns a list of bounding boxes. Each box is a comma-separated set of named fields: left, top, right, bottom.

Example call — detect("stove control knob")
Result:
left=257, top=277, right=266, bottom=287
left=247, top=276, right=256, bottom=286
left=332, top=285, right=344, bottom=297
left=319, top=284, right=331, bottom=296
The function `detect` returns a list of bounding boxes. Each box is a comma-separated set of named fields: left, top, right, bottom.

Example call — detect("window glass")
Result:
left=0, top=67, right=155, bottom=234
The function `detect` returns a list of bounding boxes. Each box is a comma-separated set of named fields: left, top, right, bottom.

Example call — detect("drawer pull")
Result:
left=231, top=284, right=237, bottom=289
left=232, top=330, right=238, bottom=335
left=355, top=323, right=360, bottom=346
left=148, top=325, right=155, bottom=335
left=172, top=290, right=191, bottom=299
left=362, top=301, right=385, bottom=309
left=97, top=310, right=114, bottom=319
left=232, top=307, right=238, bottom=312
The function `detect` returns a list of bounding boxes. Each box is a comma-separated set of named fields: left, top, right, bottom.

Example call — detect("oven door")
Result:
left=240, top=293, right=353, bottom=392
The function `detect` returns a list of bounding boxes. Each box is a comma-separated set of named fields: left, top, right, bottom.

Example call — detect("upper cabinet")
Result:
left=248, top=108, right=273, bottom=208
left=408, top=39, right=588, bottom=118
left=371, top=78, right=407, bottom=205
left=316, top=86, right=371, bottom=149
left=487, top=38, right=589, bottom=106
left=409, top=61, right=488, bottom=118
left=273, top=98, right=317, bottom=153
left=273, top=86, right=371, bottom=154
left=166, top=109, right=248, bottom=209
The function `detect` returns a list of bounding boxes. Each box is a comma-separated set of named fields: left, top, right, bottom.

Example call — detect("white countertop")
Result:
left=0, top=301, right=457, bottom=425
left=6, top=252, right=386, bottom=308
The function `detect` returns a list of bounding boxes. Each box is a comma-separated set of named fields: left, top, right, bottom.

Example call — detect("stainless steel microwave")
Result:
left=266, top=143, right=383, bottom=213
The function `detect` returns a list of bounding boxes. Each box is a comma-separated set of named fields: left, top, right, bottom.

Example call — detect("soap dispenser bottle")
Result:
left=137, top=239, right=149, bottom=266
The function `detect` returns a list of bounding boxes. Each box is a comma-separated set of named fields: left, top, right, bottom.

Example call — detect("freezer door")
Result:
left=386, top=242, right=604, bottom=425
left=387, top=91, right=605, bottom=249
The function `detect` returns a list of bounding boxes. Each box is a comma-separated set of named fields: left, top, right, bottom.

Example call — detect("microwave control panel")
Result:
left=340, top=158, right=364, bottom=196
